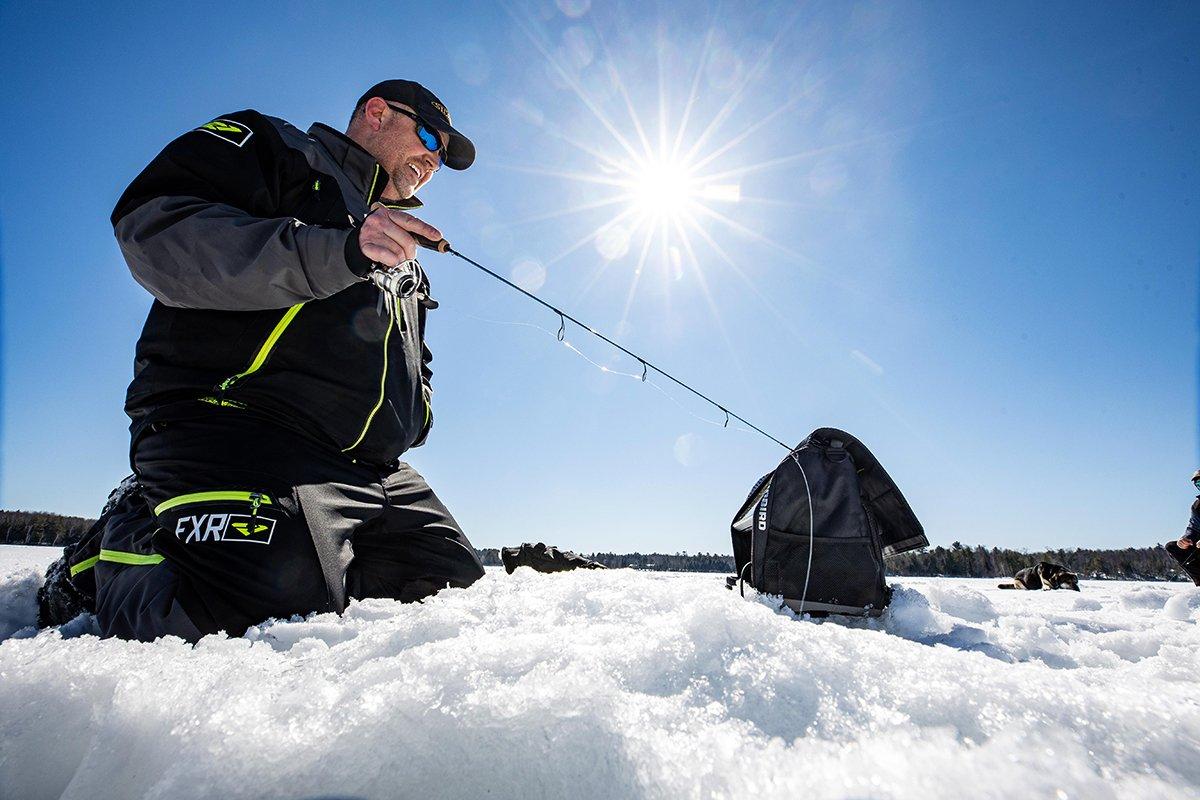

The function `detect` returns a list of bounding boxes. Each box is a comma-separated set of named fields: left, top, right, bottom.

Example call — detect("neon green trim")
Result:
left=99, top=550, right=165, bottom=567
left=365, top=164, right=381, bottom=204
left=154, top=491, right=273, bottom=516
left=198, top=396, right=248, bottom=409
left=423, top=395, right=431, bottom=428
left=312, top=179, right=321, bottom=191
left=217, top=304, right=305, bottom=392
left=342, top=299, right=394, bottom=452
left=69, top=555, right=100, bottom=577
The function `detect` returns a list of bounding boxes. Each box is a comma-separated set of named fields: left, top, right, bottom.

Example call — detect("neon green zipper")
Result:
left=154, top=490, right=273, bottom=517
left=342, top=297, right=395, bottom=452
left=216, top=303, right=305, bottom=396
left=366, top=164, right=383, bottom=205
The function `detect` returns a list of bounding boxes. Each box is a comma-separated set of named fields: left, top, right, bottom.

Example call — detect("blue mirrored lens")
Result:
left=417, top=125, right=445, bottom=164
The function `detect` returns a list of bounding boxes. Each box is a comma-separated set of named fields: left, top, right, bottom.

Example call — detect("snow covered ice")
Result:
left=2, top=545, right=1199, bottom=799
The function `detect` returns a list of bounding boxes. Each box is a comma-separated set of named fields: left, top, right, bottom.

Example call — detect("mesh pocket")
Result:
left=762, top=529, right=885, bottom=609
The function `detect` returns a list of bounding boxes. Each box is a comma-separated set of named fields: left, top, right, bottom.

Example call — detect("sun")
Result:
left=501, top=4, right=818, bottom=345
left=623, top=154, right=699, bottom=221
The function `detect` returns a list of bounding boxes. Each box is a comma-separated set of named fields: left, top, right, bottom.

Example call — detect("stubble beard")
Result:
left=387, top=165, right=417, bottom=199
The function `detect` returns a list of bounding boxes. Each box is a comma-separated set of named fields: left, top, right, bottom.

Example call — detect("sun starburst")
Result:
left=499, top=3, right=833, bottom=358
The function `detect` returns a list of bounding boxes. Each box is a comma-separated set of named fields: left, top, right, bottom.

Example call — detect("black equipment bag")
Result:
left=730, top=428, right=927, bottom=616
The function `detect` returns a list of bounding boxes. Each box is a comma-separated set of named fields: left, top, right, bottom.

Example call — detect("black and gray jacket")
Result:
left=1187, top=496, right=1200, bottom=543
left=113, top=110, right=435, bottom=465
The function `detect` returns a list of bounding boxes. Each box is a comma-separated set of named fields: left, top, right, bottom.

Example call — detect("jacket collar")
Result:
left=307, top=123, right=421, bottom=209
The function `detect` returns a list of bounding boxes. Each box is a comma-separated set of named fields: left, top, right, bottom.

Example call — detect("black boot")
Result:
left=37, top=552, right=92, bottom=627
left=37, top=474, right=141, bottom=627
left=1166, top=542, right=1200, bottom=586
left=500, top=542, right=606, bottom=574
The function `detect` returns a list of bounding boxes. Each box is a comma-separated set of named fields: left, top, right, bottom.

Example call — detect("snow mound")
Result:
left=0, top=567, right=41, bottom=641
left=920, top=581, right=999, bottom=623
left=2, top=551, right=1199, bottom=799
left=1163, top=588, right=1200, bottom=621
left=1119, top=586, right=1174, bottom=610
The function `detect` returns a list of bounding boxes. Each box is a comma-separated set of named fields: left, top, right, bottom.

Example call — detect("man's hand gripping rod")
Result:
left=364, top=202, right=450, bottom=300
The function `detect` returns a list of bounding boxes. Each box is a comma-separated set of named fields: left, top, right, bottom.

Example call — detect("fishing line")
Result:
left=459, top=311, right=766, bottom=433
left=413, top=234, right=792, bottom=451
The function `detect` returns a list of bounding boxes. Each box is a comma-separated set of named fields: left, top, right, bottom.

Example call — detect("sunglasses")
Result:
left=386, top=104, right=446, bottom=166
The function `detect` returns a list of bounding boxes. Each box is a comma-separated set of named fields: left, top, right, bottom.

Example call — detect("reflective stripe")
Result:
left=69, top=554, right=101, bottom=577
left=99, top=549, right=164, bottom=567
left=342, top=297, right=395, bottom=452
left=154, top=491, right=273, bottom=516
left=217, top=303, right=305, bottom=392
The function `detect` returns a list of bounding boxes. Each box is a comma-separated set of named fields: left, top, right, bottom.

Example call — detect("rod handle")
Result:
left=413, top=234, right=451, bottom=253
left=368, top=202, right=451, bottom=252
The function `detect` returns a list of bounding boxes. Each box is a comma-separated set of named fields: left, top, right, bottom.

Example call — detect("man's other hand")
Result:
left=1178, top=537, right=1193, bottom=549
left=358, top=207, right=442, bottom=268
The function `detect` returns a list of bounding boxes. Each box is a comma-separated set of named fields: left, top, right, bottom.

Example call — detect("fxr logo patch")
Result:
left=225, top=514, right=276, bottom=544
left=175, top=513, right=276, bottom=545
left=195, top=118, right=253, bottom=147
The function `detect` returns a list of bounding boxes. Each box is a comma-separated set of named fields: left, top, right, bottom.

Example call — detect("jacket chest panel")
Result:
left=281, top=168, right=351, bottom=230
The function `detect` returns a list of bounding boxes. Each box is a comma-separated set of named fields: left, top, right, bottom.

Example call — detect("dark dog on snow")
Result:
left=997, top=561, right=1080, bottom=591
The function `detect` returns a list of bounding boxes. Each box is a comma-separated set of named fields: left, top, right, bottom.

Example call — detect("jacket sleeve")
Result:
left=111, top=111, right=370, bottom=311
left=1186, top=497, right=1200, bottom=542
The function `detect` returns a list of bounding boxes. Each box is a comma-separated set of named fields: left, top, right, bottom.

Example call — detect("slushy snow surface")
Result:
left=2, top=545, right=1199, bottom=799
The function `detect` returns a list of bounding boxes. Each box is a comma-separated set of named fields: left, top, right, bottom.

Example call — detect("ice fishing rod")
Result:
left=407, top=232, right=792, bottom=451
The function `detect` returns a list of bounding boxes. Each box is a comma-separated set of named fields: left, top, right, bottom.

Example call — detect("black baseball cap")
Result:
left=356, top=79, right=475, bottom=170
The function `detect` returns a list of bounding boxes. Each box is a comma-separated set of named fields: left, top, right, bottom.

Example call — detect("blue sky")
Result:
left=1, top=1, right=1196, bottom=555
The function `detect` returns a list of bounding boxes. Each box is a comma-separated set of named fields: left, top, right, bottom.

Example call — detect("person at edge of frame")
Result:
left=84, top=80, right=485, bottom=641
left=1165, top=469, right=1200, bottom=586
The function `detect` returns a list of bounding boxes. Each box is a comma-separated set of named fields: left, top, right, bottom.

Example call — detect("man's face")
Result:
left=374, top=102, right=448, bottom=199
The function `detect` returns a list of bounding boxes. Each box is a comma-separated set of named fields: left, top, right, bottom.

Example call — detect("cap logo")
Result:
left=430, top=100, right=450, bottom=122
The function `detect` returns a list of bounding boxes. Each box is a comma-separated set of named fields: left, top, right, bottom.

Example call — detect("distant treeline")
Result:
left=3, top=511, right=1186, bottom=582
left=886, top=541, right=1184, bottom=582
left=476, top=549, right=735, bottom=573
left=485, top=542, right=1185, bottom=581
left=1, top=510, right=96, bottom=547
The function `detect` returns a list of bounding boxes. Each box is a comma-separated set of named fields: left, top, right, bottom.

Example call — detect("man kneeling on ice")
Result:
left=1164, top=469, right=1200, bottom=586
left=43, top=81, right=485, bottom=641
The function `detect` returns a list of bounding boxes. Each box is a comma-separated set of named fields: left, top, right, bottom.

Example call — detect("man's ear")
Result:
left=362, top=97, right=389, bottom=132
